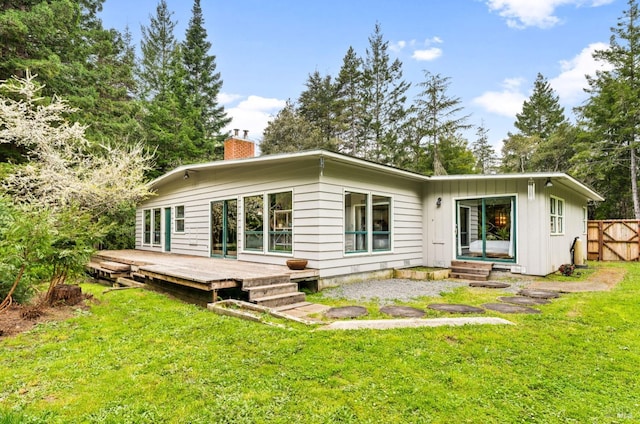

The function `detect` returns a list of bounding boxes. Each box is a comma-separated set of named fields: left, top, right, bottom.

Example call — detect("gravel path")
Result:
left=320, top=277, right=533, bottom=304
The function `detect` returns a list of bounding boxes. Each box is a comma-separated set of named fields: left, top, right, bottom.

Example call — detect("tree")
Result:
left=360, top=23, right=410, bottom=164
left=298, top=70, right=339, bottom=147
left=472, top=121, right=497, bottom=174
left=579, top=0, right=640, bottom=218
left=334, top=46, right=364, bottom=156
left=410, top=71, right=471, bottom=175
left=515, top=73, right=567, bottom=139
left=0, top=72, right=152, bottom=304
left=182, top=0, right=230, bottom=158
left=260, top=101, right=327, bottom=154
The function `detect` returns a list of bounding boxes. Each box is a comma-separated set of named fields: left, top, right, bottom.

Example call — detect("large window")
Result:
left=174, top=205, right=185, bottom=233
left=456, top=196, right=515, bottom=262
left=550, top=196, right=564, bottom=235
left=268, top=192, right=292, bottom=253
left=143, top=210, right=151, bottom=244
left=345, top=192, right=391, bottom=254
left=244, top=195, right=264, bottom=251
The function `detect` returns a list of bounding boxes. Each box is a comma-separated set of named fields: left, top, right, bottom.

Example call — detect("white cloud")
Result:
left=550, top=42, right=612, bottom=103
left=486, top=0, right=614, bottom=29
left=218, top=92, right=242, bottom=105
left=412, top=47, right=443, bottom=61
left=389, top=40, right=406, bottom=53
left=472, top=77, right=527, bottom=117
left=223, top=95, right=286, bottom=140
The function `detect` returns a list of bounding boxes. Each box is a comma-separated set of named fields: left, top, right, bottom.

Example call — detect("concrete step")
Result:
left=241, top=275, right=291, bottom=288
left=272, top=301, right=313, bottom=312
left=450, top=272, right=489, bottom=281
left=252, top=292, right=306, bottom=308
left=244, top=283, right=299, bottom=301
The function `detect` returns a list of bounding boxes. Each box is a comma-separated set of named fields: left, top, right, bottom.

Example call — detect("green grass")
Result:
left=1, top=263, right=640, bottom=423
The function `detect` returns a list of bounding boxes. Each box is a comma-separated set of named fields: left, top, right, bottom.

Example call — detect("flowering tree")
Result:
left=0, top=72, right=153, bottom=307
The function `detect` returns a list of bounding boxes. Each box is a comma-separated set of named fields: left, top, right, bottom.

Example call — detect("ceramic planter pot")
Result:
left=286, top=259, right=308, bottom=270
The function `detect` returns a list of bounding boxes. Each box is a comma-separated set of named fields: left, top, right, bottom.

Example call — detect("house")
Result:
left=136, top=136, right=603, bottom=289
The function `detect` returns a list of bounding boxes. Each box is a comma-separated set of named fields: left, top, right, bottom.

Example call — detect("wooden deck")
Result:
left=90, top=249, right=319, bottom=291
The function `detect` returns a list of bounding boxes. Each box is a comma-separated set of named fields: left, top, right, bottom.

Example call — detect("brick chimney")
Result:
left=224, top=130, right=255, bottom=160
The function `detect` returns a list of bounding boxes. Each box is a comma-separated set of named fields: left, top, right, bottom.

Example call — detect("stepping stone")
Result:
left=379, top=305, right=425, bottom=318
left=498, top=296, right=551, bottom=306
left=427, top=303, right=485, bottom=314
left=517, top=289, right=561, bottom=299
left=469, top=281, right=511, bottom=289
left=482, top=303, right=541, bottom=314
left=325, top=306, right=368, bottom=319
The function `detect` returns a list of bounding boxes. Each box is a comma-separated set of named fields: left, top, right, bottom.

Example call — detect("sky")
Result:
left=99, top=0, right=623, bottom=150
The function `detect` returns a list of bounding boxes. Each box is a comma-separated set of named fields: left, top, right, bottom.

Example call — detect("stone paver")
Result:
left=379, top=305, right=425, bottom=318
left=325, top=305, right=368, bottom=319
left=482, top=302, right=541, bottom=314
left=427, top=303, right=485, bottom=314
left=518, top=289, right=561, bottom=299
left=497, top=296, right=551, bottom=306
left=319, top=317, right=513, bottom=330
left=469, top=281, right=511, bottom=289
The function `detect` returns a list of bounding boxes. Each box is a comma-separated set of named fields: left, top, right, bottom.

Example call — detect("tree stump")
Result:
left=48, top=284, right=83, bottom=306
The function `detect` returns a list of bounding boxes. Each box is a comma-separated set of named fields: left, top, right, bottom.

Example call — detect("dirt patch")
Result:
left=528, top=267, right=627, bottom=293
left=0, top=292, right=92, bottom=339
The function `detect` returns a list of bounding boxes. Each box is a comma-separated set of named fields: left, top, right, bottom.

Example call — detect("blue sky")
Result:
left=99, top=0, right=622, bottom=150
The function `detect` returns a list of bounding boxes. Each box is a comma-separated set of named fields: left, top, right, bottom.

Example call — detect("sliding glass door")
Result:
left=456, top=196, right=515, bottom=262
left=211, top=199, right=238, bottom=258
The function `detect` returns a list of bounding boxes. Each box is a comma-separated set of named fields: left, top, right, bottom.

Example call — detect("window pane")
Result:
left=153, top=208, right=161, bottom=244
left=269, top=192, right=292, bottom=253
left=144, top=210, right=151, bottom=244
left=345, top=192, right=367, bottom=253
left=244, top=195, right=264, bottom=251
left=175, top=205, right=184, bottom=219
left=372, top=195, right=390, bottom=251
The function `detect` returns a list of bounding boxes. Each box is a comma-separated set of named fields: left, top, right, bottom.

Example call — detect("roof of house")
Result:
left=148, top=149, right=604, bottom=202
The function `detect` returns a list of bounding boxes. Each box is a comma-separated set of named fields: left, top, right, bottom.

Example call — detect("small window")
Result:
left=550, top=196, right=565, bottom=235
left=244, top=195, right=264, bottom=251
left=175, top=206, right=185, bottom=233
left=372, top=195, right=391, bottom=251
left=143, top=210, right=151, bottom=244
left=153, top=208, right=161, bottom=245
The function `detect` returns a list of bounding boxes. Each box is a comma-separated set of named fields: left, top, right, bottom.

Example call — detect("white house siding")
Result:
left=424, top=177, right=589, bottom=276
left=136, top=155, right=425, bottom=280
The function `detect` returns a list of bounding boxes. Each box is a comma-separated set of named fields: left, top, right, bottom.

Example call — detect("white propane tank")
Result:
left=573, top=237, right=585, bottom=266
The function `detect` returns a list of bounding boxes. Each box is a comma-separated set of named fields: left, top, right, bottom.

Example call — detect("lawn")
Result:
left=1, top=263, right=639, bottom=423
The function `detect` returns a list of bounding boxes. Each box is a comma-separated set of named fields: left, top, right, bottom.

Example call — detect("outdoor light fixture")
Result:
left=183, top=170, right=190, bottom=180
left=528, top=178, right=535, bottom=200
left=436, top=197, right=442, bottom=207
left=545, top=178, right=553, bottom=188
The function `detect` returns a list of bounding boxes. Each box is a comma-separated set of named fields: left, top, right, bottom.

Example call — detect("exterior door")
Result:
left=164, top=207, right=171, bottom=252
left=211, top=199, right=237, bottom=258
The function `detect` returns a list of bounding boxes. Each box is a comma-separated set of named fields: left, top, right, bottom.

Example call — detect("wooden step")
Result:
left=252, top=292, right=306, bottom=308
left=450, top=272, right=490, bottom=281
left=451, top=260, right=493, bottom=271
left=450, top=265, right=491, bottom=275
left=241, top=275, right=291, bottom=288
left=99, top=261, right=131, bottom=272
left=244, top=283, right=299, bottom=301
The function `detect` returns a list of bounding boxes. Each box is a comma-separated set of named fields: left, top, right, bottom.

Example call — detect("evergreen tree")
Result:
left=472, top=121, right=497, bottom=174
left=182, top=0, right=230, bottom=159
left=515, top=73, right=567, bottom=139
left=411, top=71, right=471, bottom=175
left=579, top=0, right=640, bottom=218
left=360, top=23, right=410, bottom=164
left=260, top=101, right=326, bottom=155
left=334, top=46, right=365, bottom=156
left=298, top=70, right=339, bottom=148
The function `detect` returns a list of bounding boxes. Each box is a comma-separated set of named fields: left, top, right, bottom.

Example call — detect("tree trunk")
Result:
left=631, top=144, right=640, bottom=219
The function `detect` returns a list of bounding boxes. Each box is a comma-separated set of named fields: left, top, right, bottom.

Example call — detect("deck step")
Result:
left=450, top=261, right=492, bottom=281
left=450, top=272, right=490, bottom=281
left=252, top=292, right=306, bottom=308
left=241, top=275, right=291, bottom=288
left=100, top=261, right=131, bottom=272
left=244, top=283, right=299, bottom=301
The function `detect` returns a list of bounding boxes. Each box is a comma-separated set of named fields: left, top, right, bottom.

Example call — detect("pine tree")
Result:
left=360, top=23, right=410, bottom=164
left=472, top=121, right=497, bottom=174
left=514, top=73, right=566, bottom=140
left=411, top=71, right=471, bottom=175
left=579, top=0, right=640, bottom=218
left=261, top=101, right=324, bottom=155
left=298, top=70, right=339, bottom=148
left=182, top=0, right=230, bottom=159
left=334, top=46, right=364, bottom=156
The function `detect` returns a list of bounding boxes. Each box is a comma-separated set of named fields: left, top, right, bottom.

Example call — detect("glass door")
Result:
left=211, top=199, right=238, bottom=258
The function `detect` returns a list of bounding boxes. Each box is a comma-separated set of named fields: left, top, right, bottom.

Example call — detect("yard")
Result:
left=1, top=262, right=639, bottom=423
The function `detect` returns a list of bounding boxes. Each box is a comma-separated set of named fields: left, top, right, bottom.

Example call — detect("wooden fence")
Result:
left=587, top=220, right=640, bottom=261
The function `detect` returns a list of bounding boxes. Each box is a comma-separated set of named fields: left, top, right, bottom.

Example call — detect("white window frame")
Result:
left=174, top=205, right=185, bottom=233
left=550, top=196, right=565, bottom=235
left=583, top=206, right=588, bottom=234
